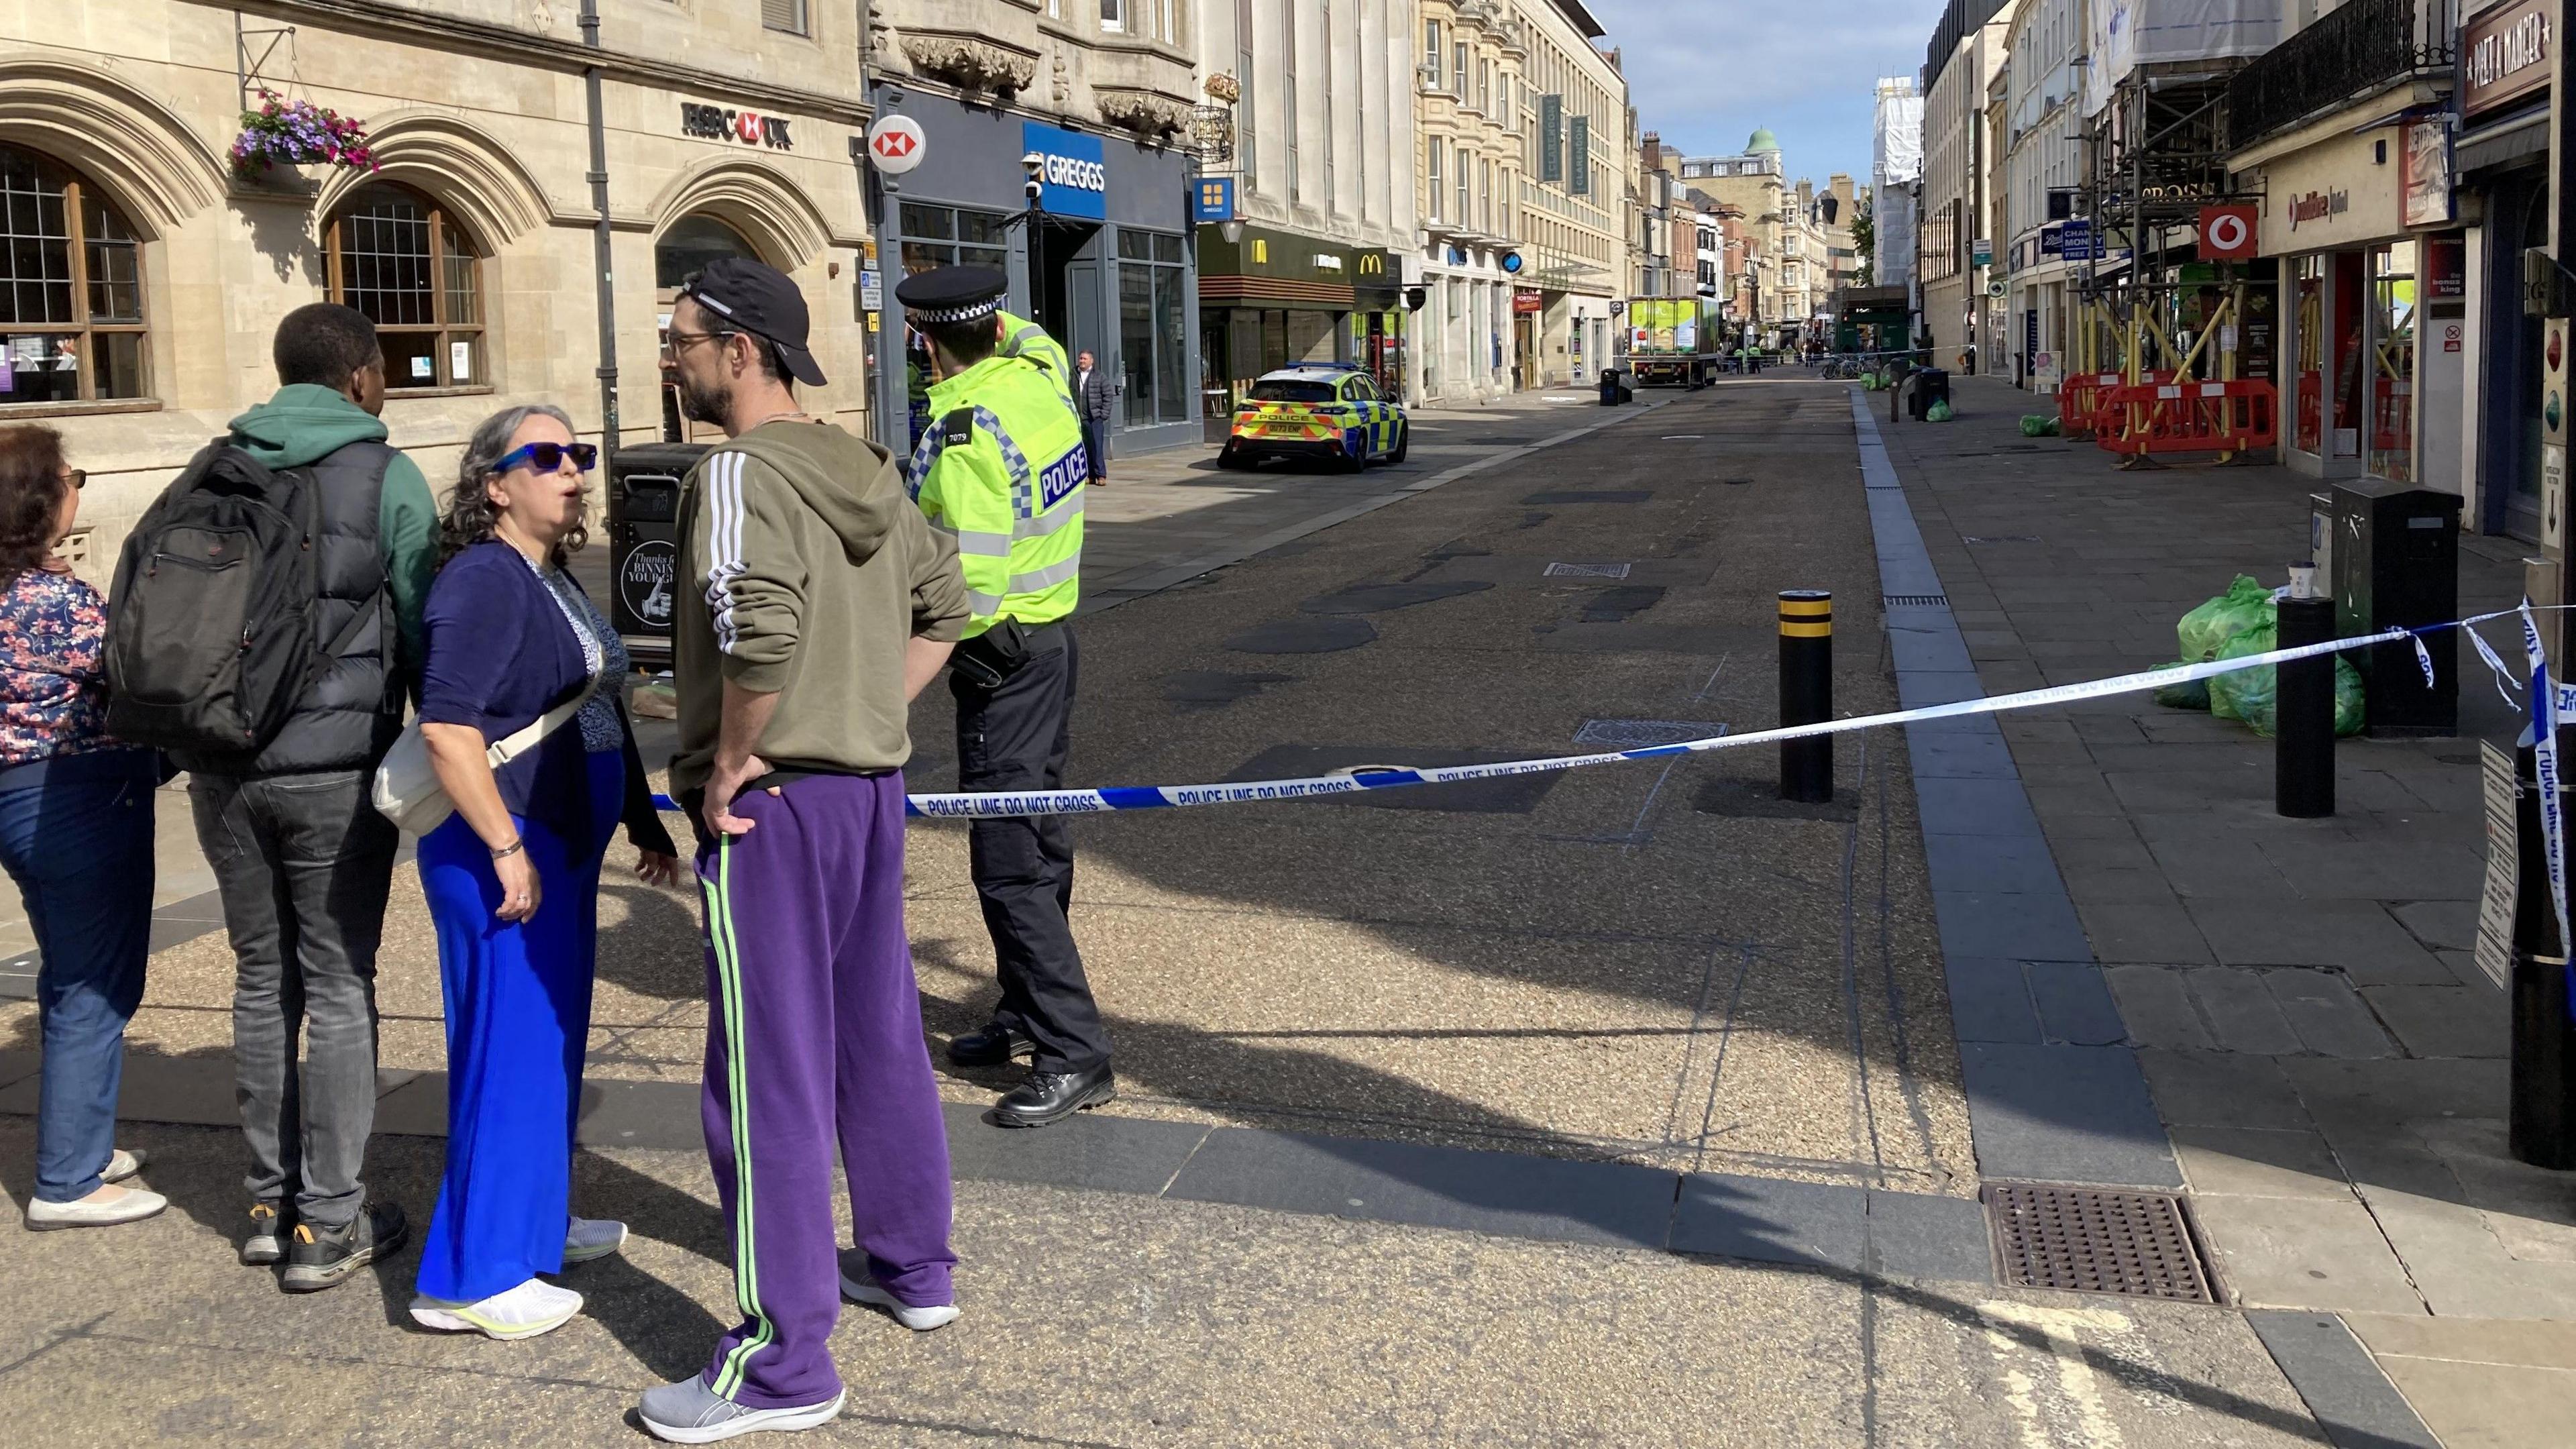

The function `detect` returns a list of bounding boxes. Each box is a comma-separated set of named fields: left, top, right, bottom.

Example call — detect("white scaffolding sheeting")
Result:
left=2086, top=0, right=2286, bottom=115
left=1874, top=89, right=1923, bottom=184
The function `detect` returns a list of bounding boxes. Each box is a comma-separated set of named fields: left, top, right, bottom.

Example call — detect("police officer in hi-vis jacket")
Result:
left=897, top=266, right=1112, bottom=1128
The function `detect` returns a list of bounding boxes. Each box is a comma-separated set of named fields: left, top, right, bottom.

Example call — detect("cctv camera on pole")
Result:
left=1004, top=152, right=1048, bottom=232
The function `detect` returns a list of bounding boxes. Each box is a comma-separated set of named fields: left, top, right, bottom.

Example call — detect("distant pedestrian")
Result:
left=1073, top=350, right=1116, bottom=485
left=639, top=257, right=969, bottom=1442
left=404, top=404, right=681, bottom=1341
left=0, top=426, right=164, bottom=1231
left=899, top=266, right=1116, bottom=1130
left=168, top=303, right=434, bottom=1288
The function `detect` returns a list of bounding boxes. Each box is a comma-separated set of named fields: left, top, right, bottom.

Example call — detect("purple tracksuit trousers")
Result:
left=694, top=771, right=955, bottom=1409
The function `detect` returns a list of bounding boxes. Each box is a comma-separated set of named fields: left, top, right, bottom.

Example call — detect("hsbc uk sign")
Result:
left=681, top=102, right=794, bottom=152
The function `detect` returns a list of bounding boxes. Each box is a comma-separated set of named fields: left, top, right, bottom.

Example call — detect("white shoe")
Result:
left=639, top=1378, right=845, bottom=1444
left=839, top=1269, right=959, bottom=1331
left=564, top=1216, right=629, bottom=1265
left=26, top=1184, right=167, bottom=1230
left=102, top=1148, right=147, bottom=1183
left=409, top=1278, right=584, bottom=1340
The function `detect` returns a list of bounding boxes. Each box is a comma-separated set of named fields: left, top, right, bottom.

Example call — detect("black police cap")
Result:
left=895, top=266, right=1008, bottom=326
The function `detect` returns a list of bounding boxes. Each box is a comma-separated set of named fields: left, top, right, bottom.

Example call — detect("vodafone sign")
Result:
left=2198, top=204, right=2258, bottom=261
left=865, top=115, right=927, bottom=175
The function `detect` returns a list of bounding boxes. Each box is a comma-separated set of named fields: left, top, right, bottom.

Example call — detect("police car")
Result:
left=1218, top=364, right=1409, bottom=472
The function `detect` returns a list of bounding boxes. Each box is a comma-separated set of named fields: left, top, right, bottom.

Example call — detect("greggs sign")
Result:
left=682, top=102, right=793, bottom=151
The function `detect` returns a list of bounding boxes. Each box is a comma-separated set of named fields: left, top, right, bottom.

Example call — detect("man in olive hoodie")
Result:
left=640, top=259, right=968, bottom=1444
left=187, top=303, right=436, bottom=1291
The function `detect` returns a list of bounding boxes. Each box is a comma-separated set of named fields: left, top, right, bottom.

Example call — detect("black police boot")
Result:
left=947, top=1024, right=1035, bottom=1069
left=993, top=1064, right=1116, bottom=1128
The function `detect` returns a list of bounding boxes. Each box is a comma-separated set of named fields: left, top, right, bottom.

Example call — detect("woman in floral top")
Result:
left=0, top=425, right=165, bottom=1230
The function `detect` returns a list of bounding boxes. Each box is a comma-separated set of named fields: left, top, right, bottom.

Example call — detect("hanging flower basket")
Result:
left=229, top=90, right=380, bottom=180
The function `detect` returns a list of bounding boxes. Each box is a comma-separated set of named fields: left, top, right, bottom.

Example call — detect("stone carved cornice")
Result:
left=1096, top=87, right=1192, bottom=140
left=897, top=32, right=1039, bottom=95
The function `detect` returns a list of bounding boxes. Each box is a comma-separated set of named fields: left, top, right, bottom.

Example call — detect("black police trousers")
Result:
left=950, top=626, right=1111, bottom=1072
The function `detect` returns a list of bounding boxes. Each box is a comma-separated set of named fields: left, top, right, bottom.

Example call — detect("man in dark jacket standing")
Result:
left=1073, top=350, right=1116, bottom=484
left=186, top=303, right=436, bottom=1290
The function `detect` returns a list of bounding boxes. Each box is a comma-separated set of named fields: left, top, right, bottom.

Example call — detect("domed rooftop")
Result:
left=1746, top=127, right=1781, bottom=154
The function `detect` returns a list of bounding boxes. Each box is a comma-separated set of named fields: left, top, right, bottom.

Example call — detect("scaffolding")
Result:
left=2071, top=60, right=2269, bottom=461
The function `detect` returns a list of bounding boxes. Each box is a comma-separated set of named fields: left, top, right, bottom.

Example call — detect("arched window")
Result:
left=0, top=144, right=148, bottom=407
left=325, top=184, right=485, bottom=390
left=654, top=213, right=769, bottom=442
left=655, top=213, right=760, bottom=293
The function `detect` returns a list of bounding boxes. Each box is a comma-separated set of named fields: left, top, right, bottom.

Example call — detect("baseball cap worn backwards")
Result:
left=679, top=256, right=827, bottom=387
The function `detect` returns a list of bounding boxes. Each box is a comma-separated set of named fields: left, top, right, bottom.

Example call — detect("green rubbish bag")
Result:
left=1926, top=400, right=1955, bottom=422
left=2150, top=662, right=2210, bottom=711
left=2177, top=575, right=2271, bottom=666
left=2206, top=621, right=2367, bottom=737
left=2020, top=414, right=2059, bottom=437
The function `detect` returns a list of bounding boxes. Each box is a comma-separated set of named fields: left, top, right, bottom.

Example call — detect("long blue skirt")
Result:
left=415, top=748, right=625, bottom=1303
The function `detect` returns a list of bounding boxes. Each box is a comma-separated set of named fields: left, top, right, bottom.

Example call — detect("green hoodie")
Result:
left=668, top=419, right=967, bottom=798
left=226, top=384, right=438, bottom=677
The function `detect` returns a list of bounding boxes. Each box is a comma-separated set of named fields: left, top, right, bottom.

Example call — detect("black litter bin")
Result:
left=1599, top=368, right=1623, bottom=406
left=2330, top=479, right=2460, bottom=735
left=1916, top=367, right=1951, bottom=414
left=607, top=441, right=708, bottom=667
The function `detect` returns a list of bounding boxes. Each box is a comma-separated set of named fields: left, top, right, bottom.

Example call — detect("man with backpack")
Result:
left=110, top=303, right=436, bottom=1289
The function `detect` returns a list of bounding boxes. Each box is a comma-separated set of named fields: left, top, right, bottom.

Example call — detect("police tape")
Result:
left=643, top=608, right=2566, bottom=821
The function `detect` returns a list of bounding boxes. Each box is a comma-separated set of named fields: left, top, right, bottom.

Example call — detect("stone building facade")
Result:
left=865, top=0, right=1204, bottom=455
left=4, top=0, right=879, bottom=584
left=1193, top=0, right=1419, bottom=411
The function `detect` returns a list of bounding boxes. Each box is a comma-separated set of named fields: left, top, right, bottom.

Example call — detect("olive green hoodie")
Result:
left=226, top=384, right=439, bottom=674
left=669, top=419, right=967, bottom=798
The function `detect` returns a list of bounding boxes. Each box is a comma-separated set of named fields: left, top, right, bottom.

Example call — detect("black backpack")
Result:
left=105, top=441, right=327, bottom=755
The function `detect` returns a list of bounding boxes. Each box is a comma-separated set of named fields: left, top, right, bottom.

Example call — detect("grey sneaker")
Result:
left=282, top=1201, right=407, bottom=1293
left=239, top=1201, right=286, bottom=1266
left=637, top=1377, right=846, bottom=1444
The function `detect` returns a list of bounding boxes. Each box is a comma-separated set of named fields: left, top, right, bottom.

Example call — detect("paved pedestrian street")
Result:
left=3, top=380, right=2565, bottom=1444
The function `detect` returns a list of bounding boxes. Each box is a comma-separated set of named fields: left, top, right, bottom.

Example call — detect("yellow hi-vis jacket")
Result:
left=906, top=350, right=1085, bottom=637
left=996, top=310, right=1074, bottom=406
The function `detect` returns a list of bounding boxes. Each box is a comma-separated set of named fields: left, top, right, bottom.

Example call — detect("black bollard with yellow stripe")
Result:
left=1779, top=590, right=1833, bottom=802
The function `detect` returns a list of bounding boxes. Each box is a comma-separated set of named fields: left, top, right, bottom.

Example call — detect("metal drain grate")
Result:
left=1985, top=1183, right=2216, bottom=1303
left=1574, top=718, right=1725, bottom=749
left=1544, top=562, right=1633, bottom=579
left=1884, top=593, right=1949, bottom=607
left=1962, top=534, right=2043, bottom=543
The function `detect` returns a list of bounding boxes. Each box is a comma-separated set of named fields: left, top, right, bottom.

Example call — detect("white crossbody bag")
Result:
left=372, top=661, right=607, bottom=837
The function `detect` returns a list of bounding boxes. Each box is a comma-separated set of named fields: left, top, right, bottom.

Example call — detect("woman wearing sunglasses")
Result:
left=407, top=405, right=680, bottom=1340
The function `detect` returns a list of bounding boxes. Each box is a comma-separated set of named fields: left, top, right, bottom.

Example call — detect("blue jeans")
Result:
left=0, top=750, right=158, bottom=1202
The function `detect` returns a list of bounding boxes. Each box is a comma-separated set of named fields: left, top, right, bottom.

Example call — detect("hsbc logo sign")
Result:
left=681, top=102, right=794, bottom=152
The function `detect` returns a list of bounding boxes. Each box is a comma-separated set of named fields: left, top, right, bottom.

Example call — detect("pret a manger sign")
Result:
left=2463, top=0, right=2553, bottom=120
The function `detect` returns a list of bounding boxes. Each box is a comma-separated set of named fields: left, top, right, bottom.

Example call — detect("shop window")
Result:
left=325, top=184, right=486, bottom=390
left=898, top=203, right=1008, bottom=276
left=1116, top=230, right=1188, bottom=427
left=2369, top=241, right=2416, bottom=484
left=0, top=144, right=149, bottom=409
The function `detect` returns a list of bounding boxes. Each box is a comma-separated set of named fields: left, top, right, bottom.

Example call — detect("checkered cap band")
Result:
left=912, top=298, right=1002, bottom=325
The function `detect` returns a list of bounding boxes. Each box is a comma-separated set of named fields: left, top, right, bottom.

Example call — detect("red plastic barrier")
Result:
left=2059, top=370, right=2176, bottom=439
left=2095, top=379, right=2278, bottom=457
left=2372, top=375, right=2410, bottom=458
